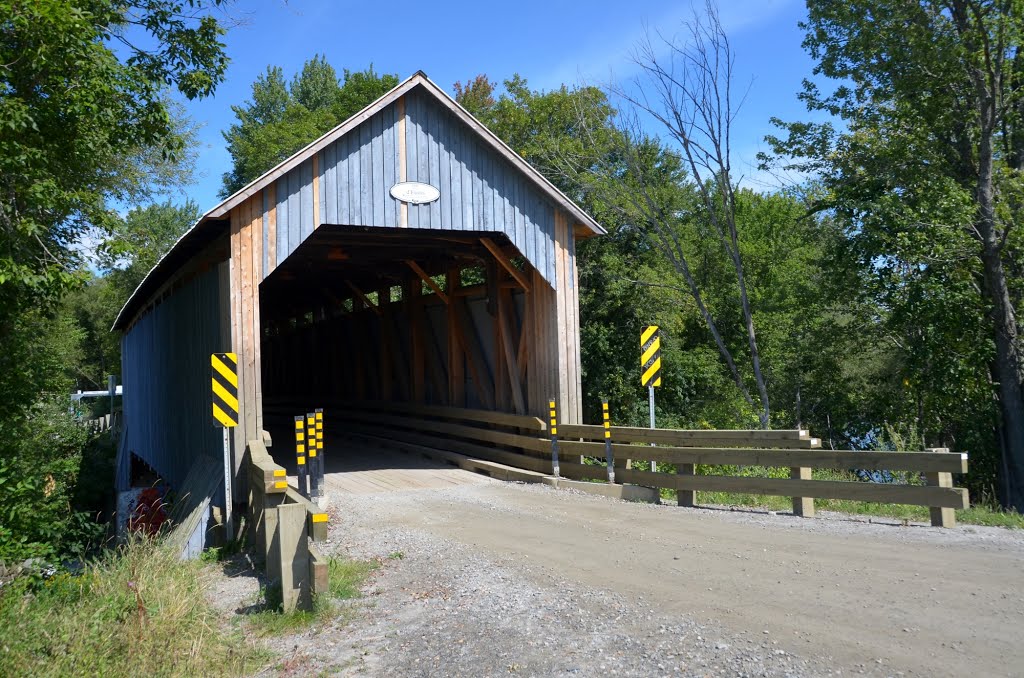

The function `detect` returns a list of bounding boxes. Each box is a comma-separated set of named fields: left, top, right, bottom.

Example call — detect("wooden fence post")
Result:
left=677, top=464, right=695, bottom=508
left=791, top=466, right=815, bottom=517
left=926, top=447, right=955, bottom=528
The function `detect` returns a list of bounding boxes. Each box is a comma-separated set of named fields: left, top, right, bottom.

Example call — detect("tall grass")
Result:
left=0, top=537, right=266, bottom=677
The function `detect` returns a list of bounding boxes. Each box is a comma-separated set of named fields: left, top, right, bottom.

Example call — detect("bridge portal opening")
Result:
left=260, top=224, right=530, bottom=423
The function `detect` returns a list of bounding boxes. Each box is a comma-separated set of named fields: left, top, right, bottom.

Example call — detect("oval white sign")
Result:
left=390, top=182, right=440, bottom=205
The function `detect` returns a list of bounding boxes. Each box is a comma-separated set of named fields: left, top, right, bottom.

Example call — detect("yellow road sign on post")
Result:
left=641, top=327, right=661, bottom=473
left=640, top=326, right=662, bottom=387
left=211, top=352, right=239, bottom=542
left=210, top=353, right=239, bottom=427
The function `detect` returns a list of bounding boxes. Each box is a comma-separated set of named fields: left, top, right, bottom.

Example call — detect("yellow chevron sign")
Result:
left=640, top=325, right=662, bottom=388
left=210, top=353, right=239, bottom=427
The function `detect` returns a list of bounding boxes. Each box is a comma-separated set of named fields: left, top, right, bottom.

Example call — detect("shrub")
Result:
left=0, top=396, right=110, bottom=564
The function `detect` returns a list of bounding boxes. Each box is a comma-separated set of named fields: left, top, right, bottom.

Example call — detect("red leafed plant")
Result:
left=128, top=488, right=167, bottom=535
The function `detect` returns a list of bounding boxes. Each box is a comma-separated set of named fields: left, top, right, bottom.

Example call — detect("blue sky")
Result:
left=178, top=0, right=818, bottom=212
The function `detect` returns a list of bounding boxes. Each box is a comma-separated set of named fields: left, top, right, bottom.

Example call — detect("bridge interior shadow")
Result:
left=262, top=411, right=462, bottom=478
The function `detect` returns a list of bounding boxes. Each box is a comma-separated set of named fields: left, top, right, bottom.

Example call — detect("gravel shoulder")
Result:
left=210, top=470, right=1024, bottom=677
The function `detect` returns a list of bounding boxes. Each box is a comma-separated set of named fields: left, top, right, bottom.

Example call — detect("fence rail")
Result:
left=559, top=423, right=822, bottom=449
left=329, top=402, right=969, bottom=528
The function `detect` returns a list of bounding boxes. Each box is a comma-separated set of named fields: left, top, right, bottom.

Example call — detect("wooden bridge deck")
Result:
left=272, top=434, right=492, bottom=496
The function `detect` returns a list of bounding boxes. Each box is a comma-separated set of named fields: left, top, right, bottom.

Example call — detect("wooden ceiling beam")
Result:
left=405, top=260, right=449, bottom=305
left=480, top=237, right=530, bottom=291
left=345, top=281, right=383, bottom=317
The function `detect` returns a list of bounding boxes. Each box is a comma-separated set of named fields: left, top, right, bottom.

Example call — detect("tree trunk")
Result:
left=975, top=118, right=1024, bottom=511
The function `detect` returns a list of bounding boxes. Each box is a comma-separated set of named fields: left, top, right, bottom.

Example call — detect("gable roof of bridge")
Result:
left=114, top=71, right=604, bottom=331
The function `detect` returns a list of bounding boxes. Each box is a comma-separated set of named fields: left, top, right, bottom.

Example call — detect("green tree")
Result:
left=453, top=75, right=497, bottom=119
left=221, top=60, right=399, bottom=196
left=0, top=0, right=228, bottom=320
left=611, top=5, right=773, bottom=428
left=454, top=75, right=840, bottom=432
left=60, top=200, right=202, bottom=391
left=100, top=200, right=202, bottom=295
left=766, top=0, right=1024, bottom=509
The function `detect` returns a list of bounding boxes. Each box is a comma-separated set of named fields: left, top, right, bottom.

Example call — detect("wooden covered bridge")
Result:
left=113, top=72, right=599, bottom=507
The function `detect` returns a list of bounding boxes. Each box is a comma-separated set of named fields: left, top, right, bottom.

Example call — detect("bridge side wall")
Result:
left=120, top=262, right=229, bottom=498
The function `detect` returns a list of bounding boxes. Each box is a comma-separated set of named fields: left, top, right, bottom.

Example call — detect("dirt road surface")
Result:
left=233, top=444, right=1024, bottom=677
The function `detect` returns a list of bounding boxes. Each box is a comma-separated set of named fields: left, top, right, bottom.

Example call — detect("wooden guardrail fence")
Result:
left=332, top=402, right=969, bottom=528
left=83, top=411, right=121, bottom=434
left=558, top=424, right=968, bottom=527
left=248, top=437, right=328, bottom=612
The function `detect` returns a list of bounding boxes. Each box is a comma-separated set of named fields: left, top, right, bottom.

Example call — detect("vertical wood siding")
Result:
left=259, top=87, right=560, bottom=288
left=229, top=193, right=265, bottom=471
left=120, top=264, right=227, bottom=496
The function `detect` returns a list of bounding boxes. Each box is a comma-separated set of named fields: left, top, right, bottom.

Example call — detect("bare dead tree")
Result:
left=608, top=2, right=771, bottom=428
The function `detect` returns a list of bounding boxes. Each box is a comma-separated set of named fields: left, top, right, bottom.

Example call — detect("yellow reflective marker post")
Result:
left=306, top=413, right=319, bottom=500
left=602, top=399, right=615, bottom=484
left=548, top=397, right=560, bottom=478
left=210, top=353, right=238, bottom=541
left=295, top=416, right=308, bottom=499
left=640, top=327, right=662, bottom=472
left=315, top=408, right=325, bottom=499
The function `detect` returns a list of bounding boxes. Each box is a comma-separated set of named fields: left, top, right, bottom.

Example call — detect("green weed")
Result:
left=243, top=554, right=378, bottom=636
left=328, top=556, right=378, bottom=599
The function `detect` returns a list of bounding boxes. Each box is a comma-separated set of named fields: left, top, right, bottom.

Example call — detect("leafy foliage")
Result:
left=765, top=0, right=1024, bottom=507
left=221, top=59, right=399, bottom=196
left=0, top=0, right=227, bottom=563
left=0, top=0, right=228, bottom=324
left=0, top=397, right=110, bottom=563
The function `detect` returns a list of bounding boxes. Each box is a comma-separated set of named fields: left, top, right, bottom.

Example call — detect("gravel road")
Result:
left=217, top=460, right=1024, bottom=677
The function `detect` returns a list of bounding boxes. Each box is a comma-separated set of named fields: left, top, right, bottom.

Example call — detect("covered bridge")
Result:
left=112, top=72, right=604, bottom=499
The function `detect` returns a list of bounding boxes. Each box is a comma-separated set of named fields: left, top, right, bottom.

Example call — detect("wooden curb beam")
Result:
left=247, top=438, right=329, bottom=613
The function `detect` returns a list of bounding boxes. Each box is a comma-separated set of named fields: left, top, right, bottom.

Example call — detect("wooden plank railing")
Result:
left=557, top=424, right=968, bottom=526
left=315, top=403, right=969, bottom=528
left=559, top=423, right=822, bottom=449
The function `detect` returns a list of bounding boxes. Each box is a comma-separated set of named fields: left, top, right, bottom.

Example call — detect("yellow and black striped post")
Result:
left=315, top=408, right=325, bottom=494
left=602, top=399, right=615, bottom=484
left=548, top=397, right=560, bottom=478
left=211, top=352, right=239, bottom=541
left=294, top=416, right=308, bottom=499
left=641, top=326, right=662, bottom=472
left=306, top=412, right=320, bottom=500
